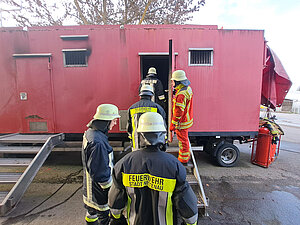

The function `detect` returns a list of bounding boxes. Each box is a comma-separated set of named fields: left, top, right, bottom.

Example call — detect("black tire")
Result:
left=216, top=143, right=240, bottom=167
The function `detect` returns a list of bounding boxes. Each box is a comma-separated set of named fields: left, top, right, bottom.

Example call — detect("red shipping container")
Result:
left=0, top=25, right=291, bottom=166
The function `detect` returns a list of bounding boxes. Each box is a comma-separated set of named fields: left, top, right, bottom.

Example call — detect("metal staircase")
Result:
left=0, top=133, right=64, bottom=216
left=166, top=138, right=209, bottom=216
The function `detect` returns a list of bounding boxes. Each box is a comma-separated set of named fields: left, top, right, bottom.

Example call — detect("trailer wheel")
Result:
left=216, top=143, right=239, bottom=167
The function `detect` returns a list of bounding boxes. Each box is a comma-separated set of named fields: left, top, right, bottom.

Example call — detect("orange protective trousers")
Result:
left=175, top=129, right=190, bottom=163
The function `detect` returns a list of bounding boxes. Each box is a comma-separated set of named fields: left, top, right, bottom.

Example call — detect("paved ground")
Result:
left=0, top=112, right=300, bottom=225
left=198, top=112, right=300, bottom=225
left=198, top=141, right=300, bottom=225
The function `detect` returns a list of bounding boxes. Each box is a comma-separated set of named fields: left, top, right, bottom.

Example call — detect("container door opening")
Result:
left=140, top=55, right=169, bottom=91
left=140, top=55, right=170, bottom=116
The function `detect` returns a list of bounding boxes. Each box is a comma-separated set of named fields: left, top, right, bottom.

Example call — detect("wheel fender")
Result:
left=212, top=140, right=225, bottom=157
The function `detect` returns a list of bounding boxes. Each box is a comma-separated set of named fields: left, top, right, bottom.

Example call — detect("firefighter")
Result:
left=170, top=70, right=193, bottom=164
left=82, top=104, right=120, bottom=225
left=139, top=67, right=166, bottom=110
left=109, top=112, right=198, bottom=225
left=127, top=84, right=166, bottom=150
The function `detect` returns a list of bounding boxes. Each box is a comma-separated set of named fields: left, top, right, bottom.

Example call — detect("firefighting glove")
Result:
left=109, top=214, right=127, bottom=225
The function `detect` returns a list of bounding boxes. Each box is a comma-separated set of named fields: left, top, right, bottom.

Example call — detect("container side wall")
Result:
left=0, top=29, right=29, bottom=133
left=0, top=26, right=264, bottom=134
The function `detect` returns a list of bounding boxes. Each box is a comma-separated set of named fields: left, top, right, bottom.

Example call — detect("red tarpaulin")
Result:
left=261, top=46, right=292, bottom=109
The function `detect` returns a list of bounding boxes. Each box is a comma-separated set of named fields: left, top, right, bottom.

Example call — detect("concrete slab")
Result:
left=1, top=143, right=299, bottom=225
left=195, top=143, right=300, bottom=225
left=0, top=183, right=84, bottom=225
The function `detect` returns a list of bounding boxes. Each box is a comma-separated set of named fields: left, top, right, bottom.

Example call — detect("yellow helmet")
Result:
left=139, top=84, right=154, bottom=96
left=171, top=70, right=187, bottom=81
left=147, top=67, right=157, bottom=75
left=137, top=112, right=166, bottom=132
left=93, top=104, right=120, bottom=121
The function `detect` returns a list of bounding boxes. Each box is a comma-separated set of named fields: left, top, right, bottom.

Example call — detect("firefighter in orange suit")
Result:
left=170, top=70, right=193, bottom=164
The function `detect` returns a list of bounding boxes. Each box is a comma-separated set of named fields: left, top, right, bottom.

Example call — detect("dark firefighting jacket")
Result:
left=171, top=84, right=193, bottom=130
left=127, top=96, right=166, bottom=149
left=108, top=146, right=198, bottom=225
left=139, top=76, right=166, bottom=110
left=82, top=125, right=114, bottom=212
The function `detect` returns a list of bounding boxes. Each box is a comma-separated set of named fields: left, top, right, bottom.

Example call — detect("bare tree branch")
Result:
left=73, top=0, right=90, bottom=25
left=3, top=0, right=205, bottom=26
left=138, top=0, right=151, bottom=25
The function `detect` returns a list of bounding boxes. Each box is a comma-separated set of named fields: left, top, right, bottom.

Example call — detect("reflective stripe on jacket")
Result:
left=127, top=98, right=166, bottom=149
left=82, top=129, right=113, bottom=211
left=171, top=84, right=193, bottom=130
left=108, top=146, right=198, bottom=225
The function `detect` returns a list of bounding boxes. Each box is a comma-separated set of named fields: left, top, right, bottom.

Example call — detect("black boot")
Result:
left=85, top=215, right=99, bottom=225
left=98, top=210, right=110, bottom=225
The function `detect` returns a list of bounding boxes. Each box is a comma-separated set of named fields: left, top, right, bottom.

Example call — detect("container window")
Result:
left=63, top=50, right=88, bottom=67
left=189, top=49, right=213, bottom=66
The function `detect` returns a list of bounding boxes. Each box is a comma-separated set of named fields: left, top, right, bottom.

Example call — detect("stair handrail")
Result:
left=0, top=133, right=64, bottom=216
left=189, top=139, right=208, bottom=208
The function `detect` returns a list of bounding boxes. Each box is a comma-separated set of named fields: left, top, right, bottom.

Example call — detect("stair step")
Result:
left=0, top=133, right=64, bottom=216
left=0, top=192, right=9, bottom=203
left=53, top=147, right=81, bottom=152
left=185, top=162, right=194, bottom=173
left=166, top=146, right=203, bottom=153
left=0, top=134, right=52, bottom=144
left=0, top=146, right=40, bottom=154
left=166, top=147, right=179, bottom=153
left=186, top=174, right=198, bottom=185
left=0, top=158, right=32, bottom=167
left=0, top=173, right=22, bottom=184
left=191, top=146, right=203, bottom=151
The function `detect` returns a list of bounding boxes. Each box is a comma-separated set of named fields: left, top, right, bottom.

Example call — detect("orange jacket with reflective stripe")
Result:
left=171, top=84, right=193, bottom=130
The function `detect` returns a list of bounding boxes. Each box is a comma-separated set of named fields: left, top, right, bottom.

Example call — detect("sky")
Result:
left=190, top=0, right=300, bottom=99
left=1, top=0, right=300, bottom=99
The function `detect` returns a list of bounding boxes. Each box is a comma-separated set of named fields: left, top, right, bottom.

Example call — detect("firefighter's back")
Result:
left=112, top=146, right=188, bottom=225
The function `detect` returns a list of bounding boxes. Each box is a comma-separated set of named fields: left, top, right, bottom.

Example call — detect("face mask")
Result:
left=139, top=132, right=166, bottom=147
left=174, top=80, right=181, bottom=88
left=90, top=120, right=110, bottom=134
